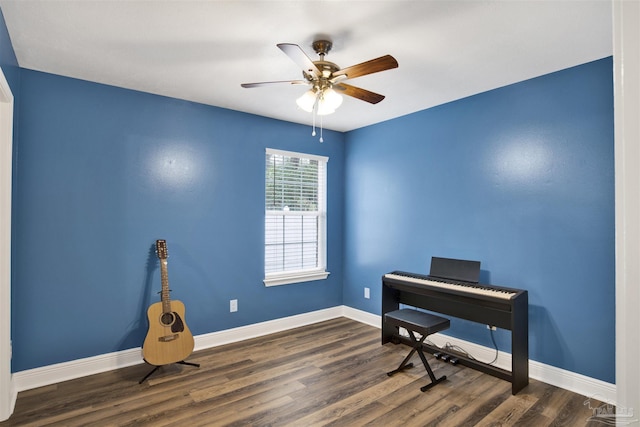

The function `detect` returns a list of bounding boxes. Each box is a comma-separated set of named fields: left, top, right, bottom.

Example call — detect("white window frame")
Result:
left=264, top=148, right=329, bottom=286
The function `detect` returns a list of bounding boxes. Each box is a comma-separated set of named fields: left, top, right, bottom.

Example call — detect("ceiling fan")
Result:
left=241, top=39, right=398, bottom=116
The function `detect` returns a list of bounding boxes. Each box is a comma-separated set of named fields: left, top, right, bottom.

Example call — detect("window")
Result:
left=264, top=148, right=329, bottom=286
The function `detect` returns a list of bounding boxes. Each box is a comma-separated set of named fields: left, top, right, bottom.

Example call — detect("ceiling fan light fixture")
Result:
left=322, top=87, right=343, bottom=109
left=296, top=89, right=317, bottom=112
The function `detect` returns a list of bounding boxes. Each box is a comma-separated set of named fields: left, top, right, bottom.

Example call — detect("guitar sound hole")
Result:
left=160, top=312, right=175, bottom=326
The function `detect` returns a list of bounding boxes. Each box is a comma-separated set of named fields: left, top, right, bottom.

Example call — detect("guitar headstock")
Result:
left=156, top=239, right=168, bottom=260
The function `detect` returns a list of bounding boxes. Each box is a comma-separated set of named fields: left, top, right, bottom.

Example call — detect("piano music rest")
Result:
left=385, top=309, right=450, bottom=392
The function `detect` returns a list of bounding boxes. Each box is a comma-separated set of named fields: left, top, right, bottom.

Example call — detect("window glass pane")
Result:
left=265, top=213, right=319, bottom=273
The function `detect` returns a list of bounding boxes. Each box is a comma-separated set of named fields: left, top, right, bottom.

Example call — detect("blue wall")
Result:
left=12, top=70, right=345, bottom=371
left=343, top=58, right=615, bottom=383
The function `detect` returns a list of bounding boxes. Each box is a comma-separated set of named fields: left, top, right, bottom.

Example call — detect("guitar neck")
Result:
left=160, top=259, right=172, bottom=314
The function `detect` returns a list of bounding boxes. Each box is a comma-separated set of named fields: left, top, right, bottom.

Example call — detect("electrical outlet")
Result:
left=364, top=287, right=370, bottom=299
left=487, top=325, right=497, bottom=331
left=230, top=299, right=238, bottom=312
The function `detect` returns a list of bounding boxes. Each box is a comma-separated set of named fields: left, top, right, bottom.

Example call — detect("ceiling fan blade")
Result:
left=334, top=83, right=386, bottom=104
left=241, top=80, right=308, bottom=88
left=277, top=43, right=321, bottom=76
left=333, top=55, right=398, bottom=79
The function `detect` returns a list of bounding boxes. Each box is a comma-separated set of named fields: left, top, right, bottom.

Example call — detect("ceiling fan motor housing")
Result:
left=303, top=40, right=340, bottom=88
left=312, top=39, right=332, bottom=56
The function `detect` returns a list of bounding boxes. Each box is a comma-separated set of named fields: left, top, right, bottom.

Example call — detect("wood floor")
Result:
left=2, top=318, right=607, bottom=426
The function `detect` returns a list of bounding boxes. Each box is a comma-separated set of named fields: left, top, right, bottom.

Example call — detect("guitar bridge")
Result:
left=158, top=334, right=179, bottom=342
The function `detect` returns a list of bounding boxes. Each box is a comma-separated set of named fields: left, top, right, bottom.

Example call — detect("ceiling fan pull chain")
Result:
left=319, top=114, right=324, bottom=143
left=311, top=101, right=317, bottom=137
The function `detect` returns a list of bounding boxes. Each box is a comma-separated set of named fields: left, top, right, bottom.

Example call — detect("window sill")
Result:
left=264, top=270, right=330, bottom=287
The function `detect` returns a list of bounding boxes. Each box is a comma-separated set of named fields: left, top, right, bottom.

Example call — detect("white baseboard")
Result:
left=12, top=305, right=616, bottom=405
left=193, top=306, right=343, bottom=351
left=341, top=305, right=381, bottom=328
left=12, top=346, right=143, bottom=392
left=425, top=331, right=616, bottom=404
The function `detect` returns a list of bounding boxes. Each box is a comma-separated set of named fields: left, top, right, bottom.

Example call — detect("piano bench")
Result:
left=384, top=308, right=450, bottom=392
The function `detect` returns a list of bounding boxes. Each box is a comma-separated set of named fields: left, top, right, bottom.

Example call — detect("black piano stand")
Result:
left=139, top=360, right=200, bottom=384
left=387, top=329, right=447, bottom=392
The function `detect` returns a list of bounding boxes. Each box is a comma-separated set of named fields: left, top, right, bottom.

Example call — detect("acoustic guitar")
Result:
left=142, top=239, right=195, bottom=366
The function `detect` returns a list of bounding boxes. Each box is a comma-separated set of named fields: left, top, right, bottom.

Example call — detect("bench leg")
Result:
left=387, top=347, right=416, bottom=376
left=420, top=375, right=447, bottom=392
left=408, top=331, right=447, bottom=392
left=388, top=330, right=447, bottom=392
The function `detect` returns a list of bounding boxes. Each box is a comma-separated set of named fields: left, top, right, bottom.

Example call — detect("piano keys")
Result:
left=382, top=260, right=529, bottom=395
left=384, top=271, right=518, bottom=300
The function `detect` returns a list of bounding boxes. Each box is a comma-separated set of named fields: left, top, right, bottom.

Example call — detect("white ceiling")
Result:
left=0, top=0, right=612, bottom=132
